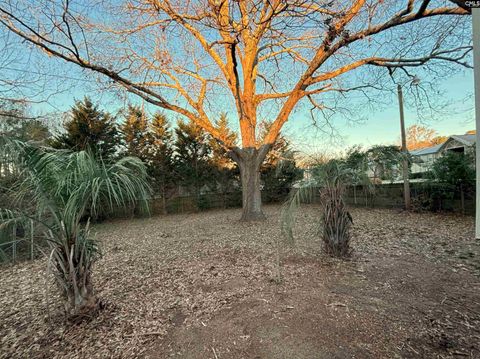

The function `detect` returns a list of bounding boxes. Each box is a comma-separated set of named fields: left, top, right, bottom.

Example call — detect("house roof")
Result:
left=409, top=134, right=476, bottom=157
left=409, top=143, right=443, bottom=156
left=450, top=134, right=476, bottom=146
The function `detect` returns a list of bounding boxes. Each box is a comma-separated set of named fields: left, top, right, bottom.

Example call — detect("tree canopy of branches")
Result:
left=0, top=0, right=472, bottom=220
left=0, top=100, right=51, bottom=182
left=50, top=97, right=120, bottom=158
left=367, top=145, right=405, bottom=182
left=405, top=124, right=448, bottom=150
left=0, top=100, right=50, bottom=142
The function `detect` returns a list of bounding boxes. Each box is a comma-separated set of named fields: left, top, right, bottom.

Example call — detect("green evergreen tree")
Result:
left=343, top=146, right=372, bottom=206
left=209, top=113, right=239, bottom=208
left=209, top=113, right=237, bottom=167
left=0, top=100, right=51, bottom=180
left=174, top=119, right=214, bottom=208
left=121, top=105, right=150, bottom=160
left=428, top=150, right=475, bottom=214
left=258, top=121, right=301, bottom=203
left=18, top=120, right=50, bottom=142
left=50, top=97, right=119, bottom=158
left=366, top=145, right=404, bottom=182
left=147, top=112, right=176, bottom=213
left=0, top=100, right=50, bottom=142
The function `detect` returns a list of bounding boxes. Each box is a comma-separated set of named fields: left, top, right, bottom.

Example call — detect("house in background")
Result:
left=410, top=133, right=476, bottom=176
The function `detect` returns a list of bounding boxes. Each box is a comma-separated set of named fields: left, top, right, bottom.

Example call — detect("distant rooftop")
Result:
left=409, top=134, right=476, bottom=156
left=409, top=143, right=443, bottom=156
left=450, top=134, right=476, bottom=146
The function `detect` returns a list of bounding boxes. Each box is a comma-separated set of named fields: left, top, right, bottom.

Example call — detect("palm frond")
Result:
left=281, top=179, right=318, bottom=244
left=0, top=135, right=151, bottom=318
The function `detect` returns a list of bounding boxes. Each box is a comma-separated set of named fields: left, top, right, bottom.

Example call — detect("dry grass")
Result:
left=1, top=205, right=479, bottom=358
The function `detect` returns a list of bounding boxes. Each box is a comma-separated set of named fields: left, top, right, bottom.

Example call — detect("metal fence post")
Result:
left=12, top=224, right=16, bottom=264
left=30, top=220, right=34, bottom=260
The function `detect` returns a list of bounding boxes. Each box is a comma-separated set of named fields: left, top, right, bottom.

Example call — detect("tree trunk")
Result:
left=230, top=145, right=271, bottom=221
left=239, top=157, right=263, bottom=221
left=53, top=244, right=100, bottom=323
left=64, top=273, right=98, bottom=323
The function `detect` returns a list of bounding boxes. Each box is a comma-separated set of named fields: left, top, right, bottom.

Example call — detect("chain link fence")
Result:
left=0, top=220, right=37, bottom=264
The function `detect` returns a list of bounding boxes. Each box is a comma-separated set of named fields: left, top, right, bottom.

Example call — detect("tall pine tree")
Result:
left=209, top=113, right=239, bottom=208
left=51, top=97, right=119, bottom=158
left=209, top=113, right=237, bottom=168
left=121, top=105, right=150, bottom=161
left=1, top=100, right=51, bottom=181
left=258, top=121, right=301, bottom=202
left=148, top=112, right=176, bottom=213
left=174, top=119, right=214, bottom=207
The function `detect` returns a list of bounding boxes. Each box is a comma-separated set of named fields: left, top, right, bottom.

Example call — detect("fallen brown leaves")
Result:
left=0, top=205, right=479, bottom=358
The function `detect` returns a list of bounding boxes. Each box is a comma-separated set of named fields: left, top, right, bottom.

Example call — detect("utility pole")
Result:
left=397, top=84, right=411, bottom=211
left=473, top=8, right=480, bottom=238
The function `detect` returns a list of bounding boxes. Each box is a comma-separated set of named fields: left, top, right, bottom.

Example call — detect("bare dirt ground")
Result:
left=1, top=205, right=480, bottom=359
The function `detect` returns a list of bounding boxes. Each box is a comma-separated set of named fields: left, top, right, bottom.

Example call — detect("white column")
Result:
left=474, top=9, right=480, bottom=238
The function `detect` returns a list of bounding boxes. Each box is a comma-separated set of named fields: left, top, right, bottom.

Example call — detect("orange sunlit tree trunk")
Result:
left=0, top=0, right=472, bottom=220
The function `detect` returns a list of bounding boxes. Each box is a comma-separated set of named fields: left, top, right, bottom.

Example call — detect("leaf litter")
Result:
left=1, top=205, right=479, bottom=358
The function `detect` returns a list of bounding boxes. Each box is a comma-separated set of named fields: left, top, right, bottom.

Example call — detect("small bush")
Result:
left=282, top=161, right=353, bottom=257
left=412, top=182, right=455, bottom=212
left=320, top=179, right=352, bottom=257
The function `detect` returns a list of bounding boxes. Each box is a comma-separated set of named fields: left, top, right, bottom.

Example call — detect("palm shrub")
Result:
left=0, top=137, right=150, bottom=321
left=282, top=160, right=353, bottom=257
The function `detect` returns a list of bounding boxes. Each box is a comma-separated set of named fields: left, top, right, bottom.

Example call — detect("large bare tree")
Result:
left=0, top=0, right=472, bottom=220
